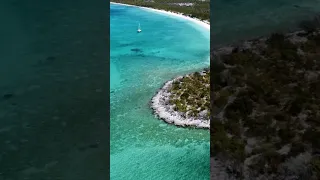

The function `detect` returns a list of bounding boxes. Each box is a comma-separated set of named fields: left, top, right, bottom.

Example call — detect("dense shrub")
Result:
left=266, top=33, right=297, bottom=51
left=278, top=127, right=296, bottom=143
left=113, top=0, right=210, bottom=20
left=288, top=141, right=306, bottom=157
left=303, top=128, right=320, bottom=149
left=311, top=156, right=320, bottom=177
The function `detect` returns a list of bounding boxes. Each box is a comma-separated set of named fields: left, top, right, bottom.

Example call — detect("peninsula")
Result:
left=111, top=0, right=210, bottom=129
left=151, top=69, right=210, bottom=128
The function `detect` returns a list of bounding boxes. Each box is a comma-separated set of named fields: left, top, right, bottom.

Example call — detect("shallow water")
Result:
left=110, top=4, right=210, bottom=180
left=212, top=0, right=320, bottom=46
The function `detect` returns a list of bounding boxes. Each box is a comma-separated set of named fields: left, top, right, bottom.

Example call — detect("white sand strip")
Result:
left=110, top=2, right=210, bottom=30
left=111, top=2, right=210, bottom=129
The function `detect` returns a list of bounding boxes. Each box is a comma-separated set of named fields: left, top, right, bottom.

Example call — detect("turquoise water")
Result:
left=110, top=4, right=210, bottom=180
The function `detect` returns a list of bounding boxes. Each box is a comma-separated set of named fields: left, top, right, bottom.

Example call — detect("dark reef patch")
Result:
left=119, top=43, right=133, bottom=47
left=3, top=93, right=14, bottom=100
left=46, top=56, right=56, bottom=61
left=131, top=48, right=143, bottom=53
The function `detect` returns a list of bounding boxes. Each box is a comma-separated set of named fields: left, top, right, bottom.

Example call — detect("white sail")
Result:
left=137, top=23, right=141, bottom=33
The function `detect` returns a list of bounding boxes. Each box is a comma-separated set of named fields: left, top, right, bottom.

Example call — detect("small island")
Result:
left=151, top=69, right=210, bottom=128
left=211, top=16, right=320, bottom=180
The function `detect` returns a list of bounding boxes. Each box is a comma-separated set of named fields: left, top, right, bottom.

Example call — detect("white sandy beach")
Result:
left=110, top=2, right=210, bottom=30
left=111, top=1, right=210, bottom=129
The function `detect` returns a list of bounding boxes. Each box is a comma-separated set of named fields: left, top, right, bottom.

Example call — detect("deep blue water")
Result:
left=110, top=3, right=210, bottom=180
left=0, top=1, right=109, bottom=179
left=212, top=0, right=320, bottom=46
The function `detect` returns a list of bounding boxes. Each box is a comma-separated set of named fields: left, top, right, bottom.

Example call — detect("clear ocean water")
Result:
left=212, top=0, right=320, bottom=46
left=110, top=3, right=210, bottom=180
left=0, top=1, right=109, bottom=179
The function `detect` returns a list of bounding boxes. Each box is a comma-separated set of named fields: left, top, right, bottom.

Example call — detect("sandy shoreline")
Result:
left=111, top=2, right=210, bottom=129
left=110, top=2, right=210, bottom=30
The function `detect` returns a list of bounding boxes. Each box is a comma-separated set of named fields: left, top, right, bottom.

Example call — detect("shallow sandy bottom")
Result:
left=110, top=3, right=210, bottom=180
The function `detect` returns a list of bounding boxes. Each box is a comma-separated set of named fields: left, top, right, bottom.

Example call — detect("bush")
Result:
left=311, top=156, right=320, bottom=177
left=263, top=150, right=285, bottom=172
left=308, top=34, right=320, bottom=45
left=211, top=120, right=245, bottom=162
left=305, top=57, right=316, bottom=70
left=301, top=40, right=317, bottom=53
left=288, top=141, right=306, bottom=157
left=211, top=58, right=225, bottom=73
left=225, top=109, right=241, bottom=123
left=214, top=89, right=230, bottom=107
left=287, top=97, right=304, bottom=115
left=278, top=127, right=296, bottom=143
left=264, top=93, right=279, bottom=106
left=225, top=96, right=253, bottom=119
left=225, top=120, right=241, bottom=137
left=229, top=138, right=246, bottom=161
left=176, top=103, right=187, bottom=113
left=266, top=33, right=297, bottom=51
left=303, top=128, right=320, bottom=149
left=274, top=112, right=290, bottom=122
left=266, top=33, right=285, bottom=48
left=281, top=49, right=299, bottom=61
left=211, top=128, right=229, bottom=152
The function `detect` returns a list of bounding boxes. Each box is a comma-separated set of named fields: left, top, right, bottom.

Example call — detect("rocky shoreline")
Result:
left=150, top=71, right=210, bottom=129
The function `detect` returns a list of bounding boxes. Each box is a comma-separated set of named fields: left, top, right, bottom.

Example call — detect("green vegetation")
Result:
left=311, top=157, right=320, bottom=177
left=111, top=0, right=210, bottom=20
left=211, top=120, right=245, bottom=161
left=211, top=29, right=320, bottom=178
left=115, top=0, right=210, bottom=124
left=168, top=70, right=210, bottom=119
left=250, top=149, right=286, bottom=174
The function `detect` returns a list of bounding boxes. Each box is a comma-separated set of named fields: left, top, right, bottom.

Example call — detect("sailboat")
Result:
left=137, top=23, right=142, bottom=33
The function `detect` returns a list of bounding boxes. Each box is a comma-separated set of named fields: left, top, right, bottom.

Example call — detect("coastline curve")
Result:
left=151, top=75, right=210, bottom=129
left=111, top=2, right=210, bottom=129
left=110, top=2, right=210, bottom=30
